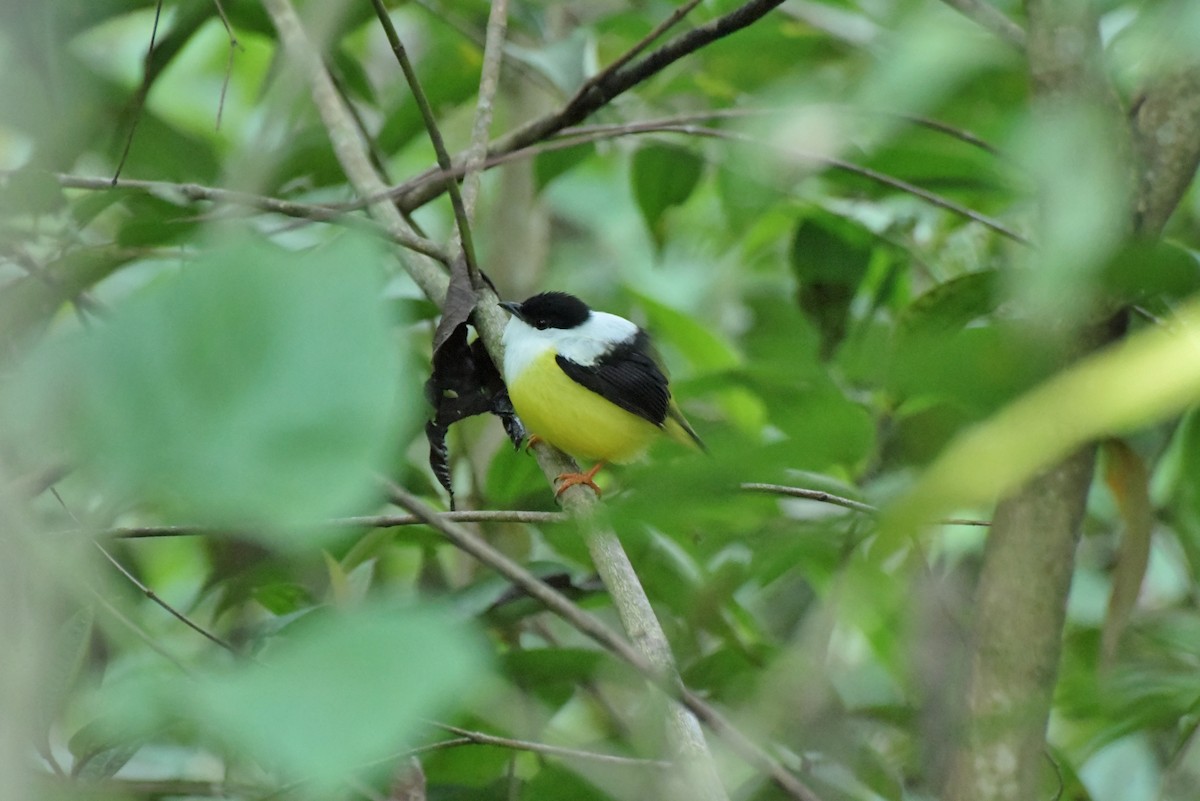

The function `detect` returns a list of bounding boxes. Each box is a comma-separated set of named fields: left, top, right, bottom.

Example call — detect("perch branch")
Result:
left=385, top=481, right=825, bottom=801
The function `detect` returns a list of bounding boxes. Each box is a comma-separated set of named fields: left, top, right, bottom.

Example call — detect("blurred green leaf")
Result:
left=630, top=291, right=739, bottom=372
left=535, top=142, right=596, bottom=191
left=791, top=210, right=875, bottom=359
left=116, top=194, right=200, bottom=246
left=896, top=269, right=1000, bottom=341
left=888, top=295, right=1200, bottom=533
left=631, top=144, right=704, bottom=249
left=0, top=166, right=66, bottom=216
left=192, top=605, right=487, bottom=789
left=14, top=232, right=405, bottom=539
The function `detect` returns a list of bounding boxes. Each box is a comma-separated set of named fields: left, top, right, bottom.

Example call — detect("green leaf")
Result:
left=629, top=291, right=740, bottom=372
left=631, top=144, right=704, bottom=249
left=0, top=166, right=66, bottom=216
left=38, top=232, right=404, bottom=540
left=896, top=269, right=1001, bottom=341
left=193, top=605, right=486, bottom=788
left=68, top=717, right=142, bottom=780
left=790, top=210, right=876, bottom=358
left=116, top=194, right=200, bottom=246
left=534, top=142, right=596, bottom=191
left=37, top=607, right=94, bottom=737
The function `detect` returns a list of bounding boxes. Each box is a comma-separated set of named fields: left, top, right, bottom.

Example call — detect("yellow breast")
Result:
left=508, top=349, right=662, bottom=463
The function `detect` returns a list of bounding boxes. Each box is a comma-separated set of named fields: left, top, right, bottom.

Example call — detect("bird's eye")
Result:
left=533, top=319, right=549, bottom=330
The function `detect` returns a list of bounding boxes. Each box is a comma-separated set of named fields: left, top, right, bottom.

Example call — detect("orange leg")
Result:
left=524, top=434, right=544, bottom=453
left=555, top=462, right=605, bottom=498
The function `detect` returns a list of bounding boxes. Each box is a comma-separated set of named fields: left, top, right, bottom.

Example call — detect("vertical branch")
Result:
left=260, top=0, right=448, bottom=302
left=461, top=0, right=509, bottom=219
left=943, top=2, right=1143, bottom=799
left=367, top=0, right=481, bottom=280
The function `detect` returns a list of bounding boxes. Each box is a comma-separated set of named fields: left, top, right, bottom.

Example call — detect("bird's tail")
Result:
left=665, top=403, right=707, bottom=454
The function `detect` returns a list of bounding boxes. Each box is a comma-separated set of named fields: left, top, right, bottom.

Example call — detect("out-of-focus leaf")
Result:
left=6, top=232, right=404, bottom=540
left=535, top=142, right=596, bottom=191
left=116, top=194, right=200, bottom=246
left=0, top=248, right=129, bottom=356
left=68, top=716, right=143, bottom=780
left=0, top=166, right=66, bottom=216
left=630, top=291, right=739, bottom=372
left=790, top=210, right=875, bottom=359
left=887, top=295, right=1200, bottom=534
left=330, top=45, right=376, bottom=105
left=1010, top=104, right=1129, bottom=329
left=890, top=323, right=1057, bottom=418
left=631, top=144, right=704, bottom=249
left=1100, top=440, right=1153, bottom=666
left=36, top=607, right=94, bottom=741
left=325, top=552, right=378, bottom=608
left=896, top=269, right=1000, bottom=342
left=1097, top=240, right=1200, bottom=303
left=186, top=605, right=486, bottom=789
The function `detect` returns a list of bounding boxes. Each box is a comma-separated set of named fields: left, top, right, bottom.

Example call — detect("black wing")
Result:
left=556, top=330, right=670, bottom=427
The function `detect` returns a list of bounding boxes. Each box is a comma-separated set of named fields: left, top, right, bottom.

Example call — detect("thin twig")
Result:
left=92, top=541, right=237, bottom=652
left=935, top=0, right=1027, bottom=50
left=210, top=0, right=240, bottom=130
left=741, top=483, right=991, bottom=526
left=39, top=173, right=448, bottom=262
left=428, top=722, right=672, bottom=768
left=384, top=481, right=825, bottom=801
left=368, top=0, right=481, bottom=280
left=395, top=0, right=789, bottom=211
left=578, top=0, right=705, bottom=90
left=86, top=584, right=193, bottom=674
left=460, top=0, right=509, bottom=219
left=113, top=0, right=165, bottom=182
left=92, top=510, right=566, bottom=539
left=261, top=0, right=449, bottom=302
left=365, top=117, right=1027, bottom=244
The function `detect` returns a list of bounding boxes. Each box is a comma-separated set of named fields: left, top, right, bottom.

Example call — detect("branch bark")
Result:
left=944, top=5, right=1200, bottom=801
left=259, top=2, right=798, bottom=798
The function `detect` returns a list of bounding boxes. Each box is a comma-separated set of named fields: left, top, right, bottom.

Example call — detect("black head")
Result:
left=501, top=291, right=591, bottom=331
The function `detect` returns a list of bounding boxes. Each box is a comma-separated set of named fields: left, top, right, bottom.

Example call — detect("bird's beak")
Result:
left=498, top=301, right=522, bottom=318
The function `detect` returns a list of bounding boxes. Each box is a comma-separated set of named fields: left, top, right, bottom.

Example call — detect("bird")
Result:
left=499, top=291, right=705, bottom=497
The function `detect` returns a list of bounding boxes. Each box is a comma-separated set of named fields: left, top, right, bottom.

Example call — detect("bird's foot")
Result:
left=524, top=434, right=544, bottom=454
left=554, top=462, right=605, bottom=498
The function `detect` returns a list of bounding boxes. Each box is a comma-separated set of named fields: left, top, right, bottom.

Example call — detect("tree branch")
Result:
left=41, top=173, right=449, bottom=263
left=260, top=0, right=448, bottom=302
left=384, top=482, right=825, bottom=801
left=942, top=2, right=1125, bottom=798
left=94, top=510, right=566, bottom=539
left=394, top=0, right=789, bottom=212
left=428, top=722, right=672, bottom=768
left=368, top=0, right=481, bottom=279
left=1131, top=65, right=1200, bottom=235
left=935, top=0, right=1026, bottom=50
left=741, top=483, right=990, bottom=526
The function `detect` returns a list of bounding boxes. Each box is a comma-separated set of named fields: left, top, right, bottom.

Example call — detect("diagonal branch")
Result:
left=368, top=0, right=481, bottom=280
left=385, top=482, right=825, bottom=801
left=935, top=0, right=1026, bottom=50
left=395, top=0, right=788, bottom=212
left=1131, top=65, right=1200, bottom=235
left=260, top=0, right=448, bottom=302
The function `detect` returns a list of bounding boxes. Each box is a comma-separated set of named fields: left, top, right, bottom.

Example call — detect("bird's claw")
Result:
left=554, top=463, right=605, bottom=499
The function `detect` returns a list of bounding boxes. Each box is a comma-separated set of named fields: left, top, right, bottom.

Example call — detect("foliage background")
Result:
left=2, top=1, right=1200, bottom=800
